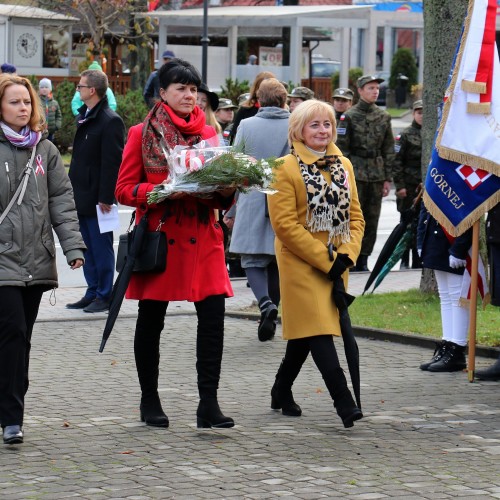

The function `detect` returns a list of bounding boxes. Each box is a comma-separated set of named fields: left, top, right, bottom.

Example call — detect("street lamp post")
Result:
left=201, top=0, right=210, bottom=83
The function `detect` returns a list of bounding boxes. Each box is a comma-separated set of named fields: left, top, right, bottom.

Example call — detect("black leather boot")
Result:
left=196, top=295, right=234, bottom=429
left=323, top=367, right=363, bottom=428
left=400, top=249, right=410, bottom=270
left=420, top=341, right=448, bottom=371
left=196, top=398, right=234, bottom=428
left=140, top=394, right=169, bottom=428
left=428, top=342, right=466, bottom=372
left=475, top=357, right=500, bottom=381
left=352, top=255, right=369, bottom=272
left=271, top=358, right=302, bottom=417
left=135, top=300, right=169, bottom=427
left=258, top=296, right=278, bottom=342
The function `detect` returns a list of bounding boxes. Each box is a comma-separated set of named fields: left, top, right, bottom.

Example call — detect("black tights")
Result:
left=285, top=335, right=341, bottom=375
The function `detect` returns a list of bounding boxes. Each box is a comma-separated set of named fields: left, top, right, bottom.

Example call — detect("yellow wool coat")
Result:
left=267, top=141, right=365, bottom=340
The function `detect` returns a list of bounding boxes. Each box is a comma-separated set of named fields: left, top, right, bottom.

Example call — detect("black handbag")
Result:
left=116, top=210, right=167, bottom=273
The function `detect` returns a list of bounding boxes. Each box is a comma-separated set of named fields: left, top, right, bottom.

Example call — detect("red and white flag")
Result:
left=436, top=0, right=500, bottom=176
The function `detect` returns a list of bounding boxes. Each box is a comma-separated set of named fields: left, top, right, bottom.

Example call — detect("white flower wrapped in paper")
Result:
left=147, top=141, right=281, bottom=204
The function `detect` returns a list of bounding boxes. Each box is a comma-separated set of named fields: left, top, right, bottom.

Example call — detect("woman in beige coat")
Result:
left=267, top=100, right=365, bottom=428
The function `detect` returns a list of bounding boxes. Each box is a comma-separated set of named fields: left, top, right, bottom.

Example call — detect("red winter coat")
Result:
left=115, top=122, right=233, bottom=302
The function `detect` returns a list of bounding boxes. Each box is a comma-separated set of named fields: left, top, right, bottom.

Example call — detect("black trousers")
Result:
left=134, top=294, right=226, bottom=402
left=0, top=286, right=45, bottom=427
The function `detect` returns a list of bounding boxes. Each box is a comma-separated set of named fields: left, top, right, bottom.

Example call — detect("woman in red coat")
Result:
left=116, top=59, right=235, bottom=429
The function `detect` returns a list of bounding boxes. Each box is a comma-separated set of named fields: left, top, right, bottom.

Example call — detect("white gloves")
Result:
left=449, top=255, right=467, bottom=269
left=417, top=248, right=422, bottom=257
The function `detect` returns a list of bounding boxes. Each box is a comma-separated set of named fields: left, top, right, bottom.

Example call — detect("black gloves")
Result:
left=327, top=253, right=353, bottom=281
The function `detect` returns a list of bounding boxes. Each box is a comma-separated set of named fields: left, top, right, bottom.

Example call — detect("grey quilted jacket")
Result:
left=0, top=131, right=85, bottom=288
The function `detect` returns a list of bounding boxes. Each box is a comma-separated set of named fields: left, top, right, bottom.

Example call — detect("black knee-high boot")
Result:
left=322, top=367, right=363, bottom=428
left=134, top=300, right=169, bottom=427
left=195, top=295, right=234, bottom=429
left=310, top=336, right=363, bottom=428
left=271, top=339, right=309, bottom=416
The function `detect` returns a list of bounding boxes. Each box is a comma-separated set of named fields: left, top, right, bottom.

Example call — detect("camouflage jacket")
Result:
left=40, top=95, right=62, bottom=135
left=335, top=99, right=394, bottom=182
left=393, top=120, right=422, bottom=191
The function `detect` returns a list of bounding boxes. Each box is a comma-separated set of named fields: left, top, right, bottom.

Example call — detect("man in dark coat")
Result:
left=67, top=69, right=125, bottom=312
left=336, top=75, right=395, bottom=272
left=143, top=50, right=175, bottom=108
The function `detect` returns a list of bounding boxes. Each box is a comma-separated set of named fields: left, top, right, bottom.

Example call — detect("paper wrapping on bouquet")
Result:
left=148, top=140, right=279, bottom=204
left=436, top=0, right=500, bottom=176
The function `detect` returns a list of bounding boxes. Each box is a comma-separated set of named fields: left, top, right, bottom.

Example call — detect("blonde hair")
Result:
left=243, top=71, right=275, bottom=108
left=256, top=78, right=287, bottom=108
left=0, top=74, right=45, bottom=132
left=205, top=106, right=222, bottom=134
left=288, top=100, right=336, bottom=145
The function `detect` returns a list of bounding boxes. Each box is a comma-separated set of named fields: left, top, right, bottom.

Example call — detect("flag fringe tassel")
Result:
left=461, top=79, right=486, bottom=94
left=423, top=189, right=500, bottom=238
left=466, top=101, right=491, bottom=114
left=435, top=146, right=500, bottom=176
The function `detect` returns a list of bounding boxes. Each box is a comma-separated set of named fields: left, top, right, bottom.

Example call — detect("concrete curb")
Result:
left=43, top=308, right=500, bottom=360
left=225, top=311, right=500, bottom=360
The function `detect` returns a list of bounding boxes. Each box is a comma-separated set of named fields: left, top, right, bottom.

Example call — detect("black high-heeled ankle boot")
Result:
left=196, top=399, right=234, bottom=429
left=270, top=359, right=302, bottom=416
left=323, top=367, right=363, bottom=428
left=140, top=395, right=169, bottom=428
left=335, top=396, right=363, bottom=428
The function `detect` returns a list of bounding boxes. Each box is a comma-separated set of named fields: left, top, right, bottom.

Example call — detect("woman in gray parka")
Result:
left=226, top=78, right=290, bottom=342
left=0, top=74, right=85, bottom=445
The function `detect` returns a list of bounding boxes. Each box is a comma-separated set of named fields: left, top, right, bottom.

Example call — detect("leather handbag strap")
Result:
left=279, top=140, right=290, bottom=157
left=0, top=147, right=37, bottom=226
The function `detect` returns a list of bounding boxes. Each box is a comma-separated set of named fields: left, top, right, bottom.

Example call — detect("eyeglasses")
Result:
left=76, top=85, right=92, bottom=90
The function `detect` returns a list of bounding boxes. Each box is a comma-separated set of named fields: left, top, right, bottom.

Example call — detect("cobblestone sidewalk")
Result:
left=1, top=282, right=499, bottom=498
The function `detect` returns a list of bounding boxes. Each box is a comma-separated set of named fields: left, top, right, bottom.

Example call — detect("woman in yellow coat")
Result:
left=267, top=99, right=365, bottom=428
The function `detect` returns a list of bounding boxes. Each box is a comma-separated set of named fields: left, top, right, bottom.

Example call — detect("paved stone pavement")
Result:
left=2, top=272, right=500, bottom=499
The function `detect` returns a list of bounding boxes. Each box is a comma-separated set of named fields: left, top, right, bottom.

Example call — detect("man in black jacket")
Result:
left=67, top=69, right=125, bottom=313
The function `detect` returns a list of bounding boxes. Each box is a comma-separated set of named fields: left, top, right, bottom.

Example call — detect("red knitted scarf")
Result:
left=142, top=102, right=207, bottom=175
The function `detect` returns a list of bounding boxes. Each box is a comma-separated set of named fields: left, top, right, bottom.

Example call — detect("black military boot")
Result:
left=271, top=358, right=302, bottom=417
left=323, top=367, right=363, bottom=428
left=196, top=296, right=234, bottom=429
left=420, top=341, right=448, bottom=371
left=353, top=255, right=370, bottom=272
left=257, top=296, right=278, bottom=342
left=400, top=249, right=410, bottom=270
left=428, top=342, right=467, bottom=372
left=475, top=357, right=500, bottom=381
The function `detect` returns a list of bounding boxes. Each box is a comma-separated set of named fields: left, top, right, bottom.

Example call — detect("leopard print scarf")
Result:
left=294, top=149, right=351, bottom=243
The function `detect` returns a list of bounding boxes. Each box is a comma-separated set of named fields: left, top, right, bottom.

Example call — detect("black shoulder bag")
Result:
left=116, top=209, right=168, bottom=273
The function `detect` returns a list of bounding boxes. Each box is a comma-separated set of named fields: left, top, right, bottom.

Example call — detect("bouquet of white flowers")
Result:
left=147, top=140, right=280, bottom=204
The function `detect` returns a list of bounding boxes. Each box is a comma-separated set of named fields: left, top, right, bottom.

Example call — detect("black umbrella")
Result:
left=332, top=277, right=361, bottom=410
left=99, top=213, right=149, bottom=353
left=362, top=189, right=423, bottom=295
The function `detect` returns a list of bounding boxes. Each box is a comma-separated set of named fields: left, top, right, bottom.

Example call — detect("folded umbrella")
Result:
left=363, top=188, right=423, bottom=295
left=332, top=277, right=361, bottom=410
left=99, top=212, right=149, bottom=353
left=370, top=227, right=414, bottom=293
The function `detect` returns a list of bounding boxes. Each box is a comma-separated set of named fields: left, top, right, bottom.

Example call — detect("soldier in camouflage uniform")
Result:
left=336, top=75, right=394, bottom=271
left=393, top=100, right=423, bottom=268
left=332, top=87, right=354, bottom=123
